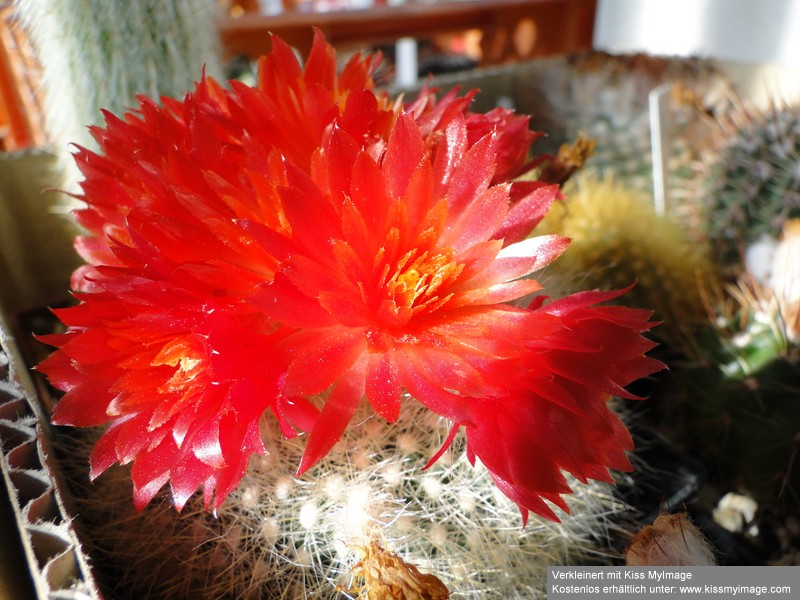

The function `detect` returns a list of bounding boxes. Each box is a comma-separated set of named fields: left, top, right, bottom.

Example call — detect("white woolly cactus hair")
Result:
left=61, top=399, right=629, bottom=600
left=14, top=0, right=223, bottom=187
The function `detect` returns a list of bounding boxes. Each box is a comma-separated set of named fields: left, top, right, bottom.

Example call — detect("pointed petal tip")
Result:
left=295, top=454, right=315, bottom=478
left=422, top=422, right=461, bottom=470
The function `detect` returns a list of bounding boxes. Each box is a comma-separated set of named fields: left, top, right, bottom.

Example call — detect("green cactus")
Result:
left=705, top=103, right=800, bottom=269
left=541, top=52, right=730, bottom=209
left=676, top=275, right=800, bottom=511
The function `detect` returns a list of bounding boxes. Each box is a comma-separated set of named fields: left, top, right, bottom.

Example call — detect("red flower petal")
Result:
left=496, top=183, right=560, bottom=245
left=281, top=327, right=366, bottom=397
left=296, top=367, right=364, bottom=475
left=383, top=113, right=426, bottom=200
left=442, top=132, right=497, bottom=218
left=461, top=234, right=570, bottom=291
left=440, top=184, right=509, bottom=254
left=364, top=351, right=402, bottom=422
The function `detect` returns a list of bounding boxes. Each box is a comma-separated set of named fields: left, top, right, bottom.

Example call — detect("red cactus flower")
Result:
left=408, top=85, right=545, bottom=185
left=249, top=111, right=569, bottom=475
left=38, top=30, right=663, bottom=521
left=39, top=302, right=292, bottom=511
left=454, top=288, right=663, bottom=523
left=38, top=29, right=392, bottom=512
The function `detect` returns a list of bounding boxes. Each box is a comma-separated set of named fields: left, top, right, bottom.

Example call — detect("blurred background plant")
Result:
left=704, top=104, right=800, bottom=273
left=534, top=173, right=716, bottom=358
left=14, top=0, right=223, bottom=186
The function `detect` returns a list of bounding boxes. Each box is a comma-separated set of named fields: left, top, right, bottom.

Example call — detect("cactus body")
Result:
left=57, top=401, right=628, bottom=599
left=706, top=104, right=800, bottom=268
left=537, top=174, right=714, bottom=350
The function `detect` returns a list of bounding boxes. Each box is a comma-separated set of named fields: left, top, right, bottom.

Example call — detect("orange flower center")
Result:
left=151, top=336, right=207, bottom=397
left=369, top=249, right=464, bottom=342
left=393, top=268, right=422, bottom=307
left=389, top=251, right=462, bottom=313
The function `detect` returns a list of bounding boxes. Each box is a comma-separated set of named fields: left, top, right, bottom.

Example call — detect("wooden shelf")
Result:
left=219, top=0, right=597, bottom=65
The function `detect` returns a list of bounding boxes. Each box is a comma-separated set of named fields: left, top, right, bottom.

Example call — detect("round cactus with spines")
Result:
left=55, top=401, right=631, bottom=599
left=536, top=174, right=715, bottom=351
left=705, top=103, right=800, bottom=269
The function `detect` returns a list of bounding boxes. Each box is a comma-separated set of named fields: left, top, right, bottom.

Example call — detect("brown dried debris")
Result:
left=536, top=132, right=597, bottom=186
left=344, top=541, right=450, bottom=600
left=626, top=512, right=717, bottom=566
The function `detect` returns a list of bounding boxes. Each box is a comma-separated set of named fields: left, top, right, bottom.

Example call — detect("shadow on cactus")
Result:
left=677, top=272, right=800, bottom=511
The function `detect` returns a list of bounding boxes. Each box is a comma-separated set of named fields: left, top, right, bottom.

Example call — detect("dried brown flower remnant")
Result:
left=626, top=513, right=716, bottom=566
left=537, top=132, right=597, bottom=185
left=346, top=541, right=450, bottom=600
